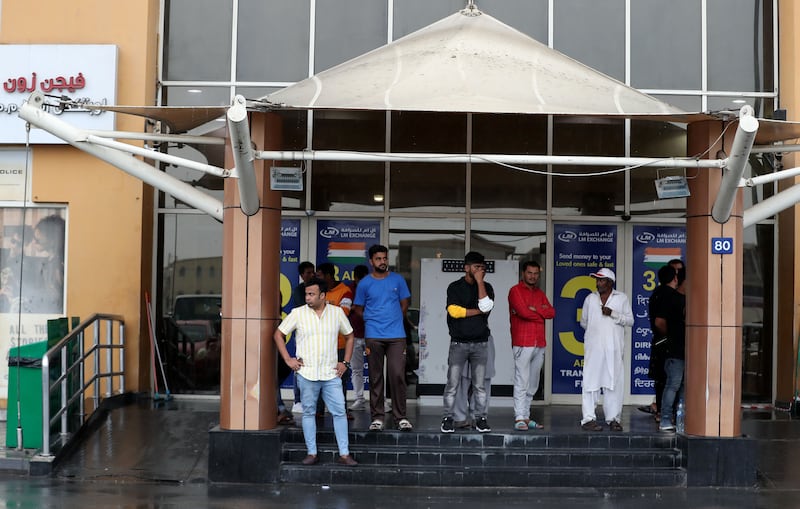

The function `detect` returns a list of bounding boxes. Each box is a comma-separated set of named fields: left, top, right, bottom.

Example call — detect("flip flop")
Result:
left=527, top=420, right=544, bottom=430
left=637, top=405, right=656, bottom=415
left=514, top=420, right=528, bottom=431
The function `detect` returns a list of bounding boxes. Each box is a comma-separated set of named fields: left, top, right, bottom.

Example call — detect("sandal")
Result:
left=609, top=420, right=623, bottom=432
left=581, top=420, right=603, bottom=432
left=277, top=413, right=295, bottom=425
left=527, top=420, right=544, bottom=430
left=369, top=419, right=384, bottom=431
left=397, top=418, right=413, bottom=431
left=514, top=420, right=528, bottom=431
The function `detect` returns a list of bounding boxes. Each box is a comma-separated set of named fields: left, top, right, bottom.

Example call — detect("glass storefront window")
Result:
left=164, top=0, right=233, bottom=81
left=629, top=120, right=689, bottom=218
left=471, top=114, right=548, bottom=213
left=650, top=95, right=702, bottom=113
left=311, top=110, right=385, bottom=212
left=237, top=0, right=310, bottom=82
left=553, top=0, right=625, bottom=81
left=315, top=0, right=388, bottom=73
left=708, top=0, right=773, bottom=93
left=551, top=118, right=625, bottom=216
left=393, top=0, right=465, bottom=39
left=630, top=0, right=702, bottom=90
left=389, top=217, right=466, bottom=309
left=479, top=0, right=548, bottom=42
left=159, top=213, right=223, bottom=393
left=469, top=218, right=547, bottom=262
left=0, top=207, right=66, bottom=315
left=741, top=223, right=773, bottom=401
left=390, top=112, right=467, bottom=212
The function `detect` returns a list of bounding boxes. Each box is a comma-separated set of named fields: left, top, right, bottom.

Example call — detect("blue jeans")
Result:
left=660, top=358, right=685, bottom=427
left=443, top=342, right=488, bottom=418
left=297, top=374, right=349, bottom=456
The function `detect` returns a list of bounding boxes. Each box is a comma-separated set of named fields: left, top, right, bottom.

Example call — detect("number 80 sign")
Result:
left=711, top=237, right=734, bottom=255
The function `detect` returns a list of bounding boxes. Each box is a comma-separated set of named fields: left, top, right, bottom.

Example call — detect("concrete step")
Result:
left=278, top=428, right=685, bottom=487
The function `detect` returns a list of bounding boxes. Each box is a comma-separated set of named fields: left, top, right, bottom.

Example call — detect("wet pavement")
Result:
left=0, top=396, right=798, bottom=508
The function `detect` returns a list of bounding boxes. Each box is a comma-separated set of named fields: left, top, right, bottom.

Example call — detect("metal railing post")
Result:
left=119, top=323, right=125, bottom=393
left=40, top=314, right=125, bottom=456
left=41, top=355, right=51, bottom=457
left=105, top=319, right=113, bottom=397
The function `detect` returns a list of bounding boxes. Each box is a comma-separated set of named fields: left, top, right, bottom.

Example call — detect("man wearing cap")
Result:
left=441, top=251, right=495, bottom=434
left=579, top=267, right=634, bottom=432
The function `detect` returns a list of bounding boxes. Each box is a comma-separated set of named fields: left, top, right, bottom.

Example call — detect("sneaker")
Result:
left=475, top=417, right=491, bottom=433
left=659, top=422, right=676, bottom=432
left=291, top=402, right=303, bottom=414
left=441, top=417, right=455, bottom=433
left=349, top=399, right=367, bottom=411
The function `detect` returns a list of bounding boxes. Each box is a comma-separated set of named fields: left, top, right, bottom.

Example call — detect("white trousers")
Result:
left=512, top=346, right=545, bottom=421
left=581, top=385, right=624, bottom=424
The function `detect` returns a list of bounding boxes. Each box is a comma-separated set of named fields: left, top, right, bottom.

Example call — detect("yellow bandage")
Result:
left=447, top=304, right=467, bottom=319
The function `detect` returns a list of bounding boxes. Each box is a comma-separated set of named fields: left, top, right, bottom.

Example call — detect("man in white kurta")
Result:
left=579, top=268, right=634, bottom=431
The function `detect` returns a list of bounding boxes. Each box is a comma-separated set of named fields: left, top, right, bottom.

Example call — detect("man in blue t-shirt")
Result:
left=353, top=244, right=413, bottom=432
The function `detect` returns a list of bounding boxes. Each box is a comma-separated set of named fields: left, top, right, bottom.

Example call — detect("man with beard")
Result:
left=352, top=244, right=413, bottom=431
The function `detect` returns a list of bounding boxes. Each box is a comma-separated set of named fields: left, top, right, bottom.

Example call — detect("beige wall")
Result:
left=1, top=0, right=160, bottom=391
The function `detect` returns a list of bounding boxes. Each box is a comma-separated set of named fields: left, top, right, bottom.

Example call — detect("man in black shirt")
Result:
left=440, top=251, right=495, bottom=434
left=652, top=265, right=686, bottom=432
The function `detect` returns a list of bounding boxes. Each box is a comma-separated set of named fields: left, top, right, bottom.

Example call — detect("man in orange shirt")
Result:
left=508, top=260, right=555, bottom=430
left=317, top=263, right=354, bottom=417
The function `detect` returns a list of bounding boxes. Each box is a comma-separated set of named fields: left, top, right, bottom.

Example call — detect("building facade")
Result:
left=1, top=1, right=797, bottom=414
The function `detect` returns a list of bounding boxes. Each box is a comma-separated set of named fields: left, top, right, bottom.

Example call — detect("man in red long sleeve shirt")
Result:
left=508, top=261, right=555, bottom=430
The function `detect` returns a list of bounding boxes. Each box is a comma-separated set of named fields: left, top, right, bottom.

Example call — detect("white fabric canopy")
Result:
left=262, top=8, right=708, bottom=121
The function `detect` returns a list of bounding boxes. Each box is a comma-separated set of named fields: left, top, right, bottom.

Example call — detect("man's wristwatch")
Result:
left=342, top=361, right=351, bottom=369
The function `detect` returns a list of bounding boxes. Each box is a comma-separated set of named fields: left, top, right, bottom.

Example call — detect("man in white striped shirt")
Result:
left=274, top=278, right=357, bottom=466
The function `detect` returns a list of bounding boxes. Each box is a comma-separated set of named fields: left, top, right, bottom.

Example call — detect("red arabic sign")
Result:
left=4, top=72, right=86, bottom=94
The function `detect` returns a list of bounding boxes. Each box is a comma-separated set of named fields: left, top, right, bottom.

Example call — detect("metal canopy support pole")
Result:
left=712, top=106, right=759, bottom=223
left=227, top=95, right=260, bottom=216
left=744, top=183, right=800, bottom=227
left=254, top=149, right=725, bottom=168
left=19, top=92, right=223, bottom=221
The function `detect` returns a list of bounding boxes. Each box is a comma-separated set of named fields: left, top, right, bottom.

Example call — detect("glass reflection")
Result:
left=160, top=213, right=223, bottom=394
left=389, top=217, right=465, bottom=308
left=630, top=120, right=688, bottom=218
left=551, top=117, right=624, bottom=216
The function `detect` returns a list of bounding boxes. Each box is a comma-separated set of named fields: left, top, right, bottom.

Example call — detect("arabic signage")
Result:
left=630, top=225, right=685, bottom=394
left=551, top=224, right=617, bottom=394
left=1, top=45, right=118, bottom=144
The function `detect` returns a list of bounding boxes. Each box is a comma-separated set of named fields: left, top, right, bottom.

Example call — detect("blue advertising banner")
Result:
left=316, top=219, right=381, bottom=390
left=316, top=220, right=380, bottom=282
left=630, top=225, right=686, bottom=395
left=552, top=224, right=617, bottom=394
left=279, top=219, right=301, bottom=388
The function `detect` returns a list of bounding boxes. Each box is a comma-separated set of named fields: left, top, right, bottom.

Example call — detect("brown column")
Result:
left=776, top=0, right=800, bottom=406
left=219, top=112, right=283, bottom=430
left=685, top=120, right=744, bottom=437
